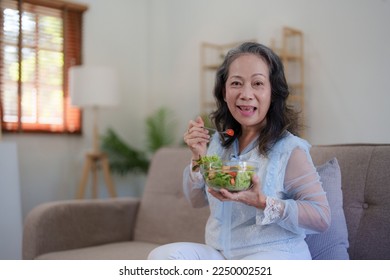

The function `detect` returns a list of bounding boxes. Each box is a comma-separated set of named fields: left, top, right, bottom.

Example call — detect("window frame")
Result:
left=0, top=0, right=88, bottom=134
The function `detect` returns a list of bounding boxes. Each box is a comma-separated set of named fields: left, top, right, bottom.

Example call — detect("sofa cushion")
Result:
left=305, top=158, right=349, bottom=260
left=134, top=147, right=209, bottom=244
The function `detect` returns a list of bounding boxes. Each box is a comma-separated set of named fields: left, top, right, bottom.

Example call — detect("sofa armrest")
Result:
left=22, top=197, right=140, bottom=259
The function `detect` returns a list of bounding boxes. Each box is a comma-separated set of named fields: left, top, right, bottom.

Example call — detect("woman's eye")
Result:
left=253, top=81, right=264, bottom=87
left=231, top=81, right=241, bottom=87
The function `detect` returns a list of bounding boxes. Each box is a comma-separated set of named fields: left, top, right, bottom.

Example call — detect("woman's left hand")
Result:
left=207, top=175, right=267, bottom=210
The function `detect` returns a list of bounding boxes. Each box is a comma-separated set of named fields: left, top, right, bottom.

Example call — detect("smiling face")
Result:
left=224, top=53, right=271, bottom=134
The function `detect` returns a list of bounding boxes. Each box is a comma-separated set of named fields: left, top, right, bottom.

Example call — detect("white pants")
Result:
left=147, top=242, right=312, bottom=260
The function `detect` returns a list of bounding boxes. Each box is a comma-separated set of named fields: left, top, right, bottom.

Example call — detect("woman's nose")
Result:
left=240, top=84, right=254, bottom=99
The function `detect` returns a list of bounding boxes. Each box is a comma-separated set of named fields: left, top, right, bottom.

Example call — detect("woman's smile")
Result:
left=237, top=105, right=257, bottom=117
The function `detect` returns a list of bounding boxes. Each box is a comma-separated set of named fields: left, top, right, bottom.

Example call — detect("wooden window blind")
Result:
left=0, top=0, right=87, bottom=134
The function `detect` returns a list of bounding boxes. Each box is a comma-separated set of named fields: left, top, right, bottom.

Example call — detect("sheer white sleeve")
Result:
left=182, top=162, right=209, bottom=208
left=261, top=147, right=331, bottom=234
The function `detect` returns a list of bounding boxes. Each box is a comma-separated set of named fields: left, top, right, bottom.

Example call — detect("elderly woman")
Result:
left=148, top=42, right=330, bottom=260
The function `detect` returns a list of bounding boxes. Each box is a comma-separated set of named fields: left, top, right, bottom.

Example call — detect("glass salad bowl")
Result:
left=200, top=159, right=259, bottom=192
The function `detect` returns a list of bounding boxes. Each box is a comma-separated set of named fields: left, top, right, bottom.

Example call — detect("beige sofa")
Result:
left=23, top=144, right=390, bottom=260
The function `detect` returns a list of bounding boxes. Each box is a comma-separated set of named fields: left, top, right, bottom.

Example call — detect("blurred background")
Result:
left=1, top=0, right=389, bottom=225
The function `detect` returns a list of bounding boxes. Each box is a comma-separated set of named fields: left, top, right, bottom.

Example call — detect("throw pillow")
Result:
left=305, top=158, right=350, bottom=260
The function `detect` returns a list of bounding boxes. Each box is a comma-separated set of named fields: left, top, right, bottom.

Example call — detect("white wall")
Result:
left=0, top=143, right=22, bottom=259
left=2, top=0, right=390, bottom=221
left=146, top=0, right=390, bottom=145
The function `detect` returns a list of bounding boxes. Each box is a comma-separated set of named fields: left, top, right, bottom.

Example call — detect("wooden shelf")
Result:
left=289, top=83, right=304, bottom=89
left=202, top=64, right=220, bottom=71
left=271, top=27, right=305, bottom=136
left=287, top=95, right=300, bottom=100
left=271, top=49, right=302, bottom=60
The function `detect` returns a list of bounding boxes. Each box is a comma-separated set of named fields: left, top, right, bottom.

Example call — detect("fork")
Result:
left=202, top=126, right=234, bottom=137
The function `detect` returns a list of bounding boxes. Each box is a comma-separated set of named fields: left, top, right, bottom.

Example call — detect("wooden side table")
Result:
left=76, top=152, right=117, bottom=199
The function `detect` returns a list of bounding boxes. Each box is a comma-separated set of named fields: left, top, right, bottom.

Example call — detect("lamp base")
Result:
left=76, top=152, right=117, bottom=199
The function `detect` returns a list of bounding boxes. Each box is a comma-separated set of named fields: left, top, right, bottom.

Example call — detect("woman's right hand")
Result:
left=183, top=116, right=210, bottom=160
left=208, top=175, right=267, bottom=210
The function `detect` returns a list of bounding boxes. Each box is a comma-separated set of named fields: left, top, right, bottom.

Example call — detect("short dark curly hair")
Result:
left=210, top=41, right=301, bottom=156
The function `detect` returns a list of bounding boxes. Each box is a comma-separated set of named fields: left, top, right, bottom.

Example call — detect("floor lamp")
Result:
left=69, top=65, right=119, bottom=199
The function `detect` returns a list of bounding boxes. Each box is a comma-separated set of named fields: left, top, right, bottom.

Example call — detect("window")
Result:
left=0, top=0, right=87, bottom=134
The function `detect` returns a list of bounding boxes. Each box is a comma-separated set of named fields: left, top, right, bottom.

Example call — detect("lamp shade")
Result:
left=69, top=65, right=119, bottom=107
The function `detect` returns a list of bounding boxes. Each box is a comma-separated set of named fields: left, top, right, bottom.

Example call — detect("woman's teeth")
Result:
left=238, top=106, right=256, bottom=111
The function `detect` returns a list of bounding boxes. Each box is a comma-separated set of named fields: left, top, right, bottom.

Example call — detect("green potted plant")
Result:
left=101, top=107, right=176, bottom=175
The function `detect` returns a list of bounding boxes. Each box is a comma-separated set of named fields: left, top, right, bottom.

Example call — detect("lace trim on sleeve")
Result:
left=261, top=197, right=285, bottom=225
